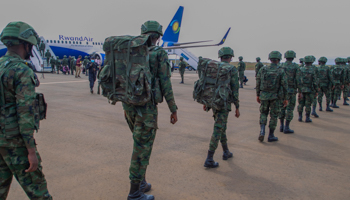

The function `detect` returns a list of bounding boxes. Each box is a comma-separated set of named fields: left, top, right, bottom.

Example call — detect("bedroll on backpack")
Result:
left=98, top=35, right=153, bottom=106
left=193, top=58, right=234, bottom=111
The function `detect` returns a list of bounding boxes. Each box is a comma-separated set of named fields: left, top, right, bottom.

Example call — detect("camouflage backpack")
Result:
left=332, top=66, right=343, bottom=84
left=282, top=62, right=298, bottom=88
left=260, top=66, right=280, bottom=92
left=148, top=46, right=164, bottom=104
left=318, top=67, right=329, bottom=84
left=193, top=58, right=235, bottom=111
left=98, top=35, right=153, bottom=105
left=300, top=67, right=314, bottom=87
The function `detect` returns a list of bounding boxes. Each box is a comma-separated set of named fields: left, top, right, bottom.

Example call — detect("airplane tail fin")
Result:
left=217, top=27, right=231, bottom=45
left=162, top=6, right=184, bottom=43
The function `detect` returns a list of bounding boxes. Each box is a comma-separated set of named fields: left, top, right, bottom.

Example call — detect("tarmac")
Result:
left=7, top=70, right=350, bottom=200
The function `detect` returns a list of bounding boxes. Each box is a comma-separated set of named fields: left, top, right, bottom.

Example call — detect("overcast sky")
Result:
left=1, top=0, right=349, bottom=64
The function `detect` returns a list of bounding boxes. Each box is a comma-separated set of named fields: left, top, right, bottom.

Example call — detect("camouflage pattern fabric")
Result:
left=209, top=109, right=228, bottom=152
left=255, top=61, right=264, bottom=77
left=44, top=51, right=51, bottom=65
left=318, top=86, right=332, bottom=104
left=70, top=58, right=76, bottom=74
left=342, top=64, right=350, bottom=99
left=49, top=58, right=55, bottom=72
left=310, top=65, right=319, bottom=107
left=238, top=61, right=246, bottom=84
left=331, top=65, right=345, bottom=101
left=260, top=99, right=279, bottom=129
left=317, top=64, right=333, bottom=105
left=62, top=57, right=68, bottom=66
left=55, top=58, right=61, bottom=72
left=279, top=94, right=296, bottom=121
left=179, top=61, right=186, bottom=82
left=296, top=65, right=318, bottom=114
left=0, top=147, right=52, bottom=200
left=39, top=42, right=45, bottom=57
left=298, top=93, right=315, bottom=114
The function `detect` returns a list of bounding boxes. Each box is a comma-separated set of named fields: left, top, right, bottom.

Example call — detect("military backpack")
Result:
left=332, top=66, right=343, bottom=84
left=318, top=66, right=330, bottom=85
left=98, top=35, right=153, bottom=105
left=193, top=58, right=235, bottom=111
left=299, top=67, right=315, bottom=87
left=282, top=62, right=298, bottom=88
left=260, top=66, right=280, bottom=92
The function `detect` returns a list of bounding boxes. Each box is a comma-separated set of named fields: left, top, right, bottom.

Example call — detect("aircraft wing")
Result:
left=163, top=27, right=231, bottom=50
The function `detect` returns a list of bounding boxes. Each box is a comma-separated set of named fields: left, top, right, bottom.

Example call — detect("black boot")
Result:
left=311, top=106, right=319, bottom=118
left=127, top=182, right=154, bottom=200
left=258, top=124, right=266, bottom=142
left=330, top=100, right=333, bottom=107
left=90, top=89, right=93, bottom=94
left=343, top=98, right=349, bottom=106
left=305, top=113, right=312, bottom=123
left=298, top=112, right=303, bottom=122
left=283, top=120, right=294, bottom=134
left=239, top=83, right=243, bottom=88
left=333, top=99, right=339, bottom=108
left=268, top=129, right=278, bottom=142
left=222, top=144, right=233, bottom=160
left=140, top=178, right=152, bottom=193
left=326, top=103, right=333, bottom=112
left=279, top=119, right=284, bottom=132
left=319, top=103, right=322, bottom=111
left=204, top=150, right=219, bottom=168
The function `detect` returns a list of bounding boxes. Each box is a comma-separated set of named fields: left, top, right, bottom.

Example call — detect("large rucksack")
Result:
left=332, top=66, right=343, bottom=84
left=98, top=35, right=153, bottom=105
left=193, top=58, right=235, bottom=111
left=300, top=67, right=314, bottom=87
left=318, top=66, right=329, bottom=84
left=260, top=67, right=280, bottom=92
left=283, top=62, right=297, bottom=88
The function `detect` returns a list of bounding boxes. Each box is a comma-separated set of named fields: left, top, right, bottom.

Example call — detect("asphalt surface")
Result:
left=7, top=70, right=350, bottom=200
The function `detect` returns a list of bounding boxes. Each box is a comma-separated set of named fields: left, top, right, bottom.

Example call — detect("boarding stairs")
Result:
left=166, top=48, right=199, bottom=70
left=31, top=36, right=56, bottom=72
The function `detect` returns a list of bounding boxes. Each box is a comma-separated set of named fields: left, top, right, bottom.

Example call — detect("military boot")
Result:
left=330, top=100, right=333, bottom=107
left=298, top=112, right=303, bottom=122
left=267, top=129, right=278, bottom=142
left=258, top=124, right=266, bottom=142
left=239, top=83, right=243, bottom=88
left=319, top=103, right=322, bottom=111
left=333, top=99, right=339, bottom=108
left=305, top=113, right=312, bottom=123
left=222, top=144, right=233, bottom=160
left=204, top=150, right=219, bottom=168
left=283, top=120, right=294, bottom=134
left=279, top=119, right=284, bottom=132
left=140, top=178, right=152, bottom=193
left=343, top=98, right=349, bottom=106
left=311, top=106, right=319, bottom=118
left=326, top=103, right=333, bottom=112
left=127, top=182, right=154, bottom=200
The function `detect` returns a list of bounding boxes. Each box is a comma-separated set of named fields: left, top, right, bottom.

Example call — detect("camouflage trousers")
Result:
left=312, top=95, right=317, bottom=107
left=342, top=84, right=350, bottom=99
left=0, top=147, right=52, bottom=200
left=298, top=93, right=315, bottom=114
left=209, top=109, right=228, bottom=152
left=279, top=93, right=296, bottom=121
left=333, top=84, right=342, bottom=101
left=124, top=109, right=158, bottom=182
left=260, top=99, right=279, bottom=130
left=51, top=65, right=55, bottom=72
left=239, top=71, right=244, bottom=84
left=318, top=86, right=331, bottom=104
left=55, top=65, right=60, bottom=72
left=180, top=72, right=184, bottom=83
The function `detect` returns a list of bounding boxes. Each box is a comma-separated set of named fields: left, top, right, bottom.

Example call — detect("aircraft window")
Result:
left=46, top=40, right=49, bottom=43
left=50, top=40, right=52, bottom=43
left=80, top=42, right=82, bottom=44
left=65, top=41, right=67, bottom=44
left=73, top=41, right=75, bottom=44
left=54, top=40, right=56, bottom=43
left=86, top=42, right=88, bottom=45
left=92, top=42, right=94, bottom=45
left=57, top=41, right=60, bottom=43
left=69, top=41, right=71, bottom=44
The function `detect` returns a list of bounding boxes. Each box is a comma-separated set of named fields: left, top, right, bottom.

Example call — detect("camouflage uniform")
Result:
left=0, top=21, right=51, bottom=200
left=55, top=56, right=61, bottom=73
left=299, top=58, right=304, bottom=68
left=296, top=56, right=318, bottom=122
left=49, top=56, right=55, bottom=73
left=342, top=59, right=350, bottom=105
left=83, top=56, right=89, bottom=76
left=44, top=50, right=51, bottom=66
left=39, top=41, right=45, bottom=57
left=310, top=57, right=320, bottom=117
left=255, top=57, right=264, bottom=77
left=317, top=57, right=333, bottom=110
left=62, top=55, right=69, bottom=74
left=331, top=58, right=346, bottom=108
left=238, top=56, right=245, bottom=88
left=70, top=57, right=76, bottom=76
left=178, top=58, right=186, bottom=83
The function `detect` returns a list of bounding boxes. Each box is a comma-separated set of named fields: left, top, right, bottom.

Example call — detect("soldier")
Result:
left=70, top=56, right=76, bottom=76
left=296, top=56, right=318, bottom=123
left=49, top=56, right=55, bottom=73
left=83, top=55, right=89, bottom=76
left=255, top=57, right=264, bottom=77
left=238, top=56, right=246, bottom=88
left=347, top=57, right=350, bottom=98
left=257, top=51, right=288, bottom=142
left=87, top=59, right=98, bottom=94
left=317, top=57, right=334, bottom=111
left=44, top=49, right=51, bottom=67
left=197, top=56, right=203, bottom=78
left=123, top=20, right=178, bottom=200
left=178, top=57, right=186, bottom=84
left=299, top=58, right=304, bottom=67
left=55, top=56, right=61, bottom=74
left=309, top=56, right=320, bottom=118
left=341, top=58, right=350, bottom=105
left=0, top=21, right=52, bottom=200
left=330, top=58, right=345, bottom=108
left=39, top=40, right=45, bottom=57
left=62, top=55, right=69, bottom=74
left=75, top=55, right=82, bottom=78
left=279, top=50, right=298, bottom=134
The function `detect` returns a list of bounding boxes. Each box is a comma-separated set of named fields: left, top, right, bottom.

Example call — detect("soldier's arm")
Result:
left=230, top=68, right=240, bottom=109
left=158, top=50, right=177, bottom=113
left=256, top=69, right=261, bottom=96
left=281, top=71, right=288, bottom=100
left=14, top=65, right=37, bottom=149
left=296, top=68, right=301, bottom=92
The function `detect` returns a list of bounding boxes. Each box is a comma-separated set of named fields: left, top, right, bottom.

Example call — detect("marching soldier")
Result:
left=238, top=56, right=246, bottom=88
left=178, top=57, right=186, bottom=84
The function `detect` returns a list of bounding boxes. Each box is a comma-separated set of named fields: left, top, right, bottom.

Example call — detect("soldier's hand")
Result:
left=332, top=86, right=335, bottom=90
left=170, top=111, right=177, bottom=124
left=298, top=93, right=303, bottom=100
left=235, top=109, right=240, bottom=118
left=203, top=105, right=207, bottom=111
left=283, top=100, right=288, bottom=107
left=256, top=96, right=261, bottom=104
left=341, top=85, right=344, bottom=90
left=25, top=148, right=38, bottom=173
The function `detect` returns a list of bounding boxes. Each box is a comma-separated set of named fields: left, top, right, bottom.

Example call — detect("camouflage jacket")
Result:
left=44, top=51, right=51, bottom=58
left=342, top=64, right=350, bottom=84
left=281, top=61, right=299, bottom=94
left=311, top=65, right=319, bottom=89
left=317, top=64, right=333, bottom=87
left=0, top=51, right=37, bottom=148
left=331, top=65, right=345, bottom=85
left=49, top=58, right=56, bottom=65
left=70, top=59, right=76, bottom=67
left=255, top=61, right=264, bottom=76
left=256, top=63, right=288, bottom=101
left=83, top=58, right=89, bottom=66
left=299, top=63, right=304, bottom=68
left=62, top=58, right=69, bottom=66
left=238, top=61, right=246, bottom=72
left=296, top=65, right=318, bottom=93
left=39, top=42, right=45, bottom=50
left=55, top=58, right=61, bottom=66
left=123, top=46, right=177, bottom=114
left=179, top=61, right=186, bottom=73
left=223, top=61, right=240, bottom=110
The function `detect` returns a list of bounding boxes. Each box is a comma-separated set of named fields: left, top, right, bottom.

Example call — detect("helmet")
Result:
left=141, top=20, right=163, bottom=36
left=318, top=57, right=327, bottom=63
left=268, top=51, right=282, bottom=60
left=347, top=57, right=350, bottom=62
left=64, top=55, right=67, bottom=58
left=46, top=49, right=49, bottom=51
left=0, top=21, right=38, bottom=46
left=239, top=56, right=243, bottom=60
left=256, top=57, right=261, bottom=61
left=304, top=56, right=314, bottom=63
left=311, top=56, right=316, bottom=62
left=284, top=50, right=296, bottom=58
left=85, top=56, right=88, bottom=58
left=342, top=58, right=347, bottom=63
left=218, top=47, right=234, bottom=58
left=56, top=56, right=59, bottom=58
left=180, top=57, right=184, bottom=61
left=299, top=58, right=304, bottom=62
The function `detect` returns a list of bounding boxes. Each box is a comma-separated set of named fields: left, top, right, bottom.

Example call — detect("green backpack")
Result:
left=332, top=66, right=343, bottom=84
left=193, top=58, right=235, bottom=111
left=260, top=67, right=280, bottom=92
left=300, top=67, right=314, bottom=86
left=98, top=35, right=153, bottom=106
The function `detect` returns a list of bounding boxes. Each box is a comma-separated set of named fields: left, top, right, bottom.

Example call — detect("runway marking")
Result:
left=41, top=80, right=88, bottom=85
